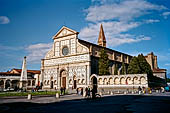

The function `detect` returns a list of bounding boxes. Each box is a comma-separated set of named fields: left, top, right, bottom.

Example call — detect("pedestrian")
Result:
left=138, top=86, right=142, bottom=94
left=87, top=86, right=91, bottom=98
left=60, top=87, right=63, bottom=95
left=78, top=88, right=81, bottom=95
left=85, top=87, right=88, bottom=97
left=81, top=88, right=83, bottom=96
left=63, top=87, right=66, bottom=95
left=91, top=88, right=96, bottom=99
left=76, top=88, right=79, bottom=94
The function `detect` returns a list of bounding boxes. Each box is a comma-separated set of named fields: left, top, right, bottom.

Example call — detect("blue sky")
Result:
left=0, top=0, right=170, bottom=76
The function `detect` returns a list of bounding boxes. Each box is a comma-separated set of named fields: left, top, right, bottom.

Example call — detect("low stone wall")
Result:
left=91, top=74, right=148, bottom=93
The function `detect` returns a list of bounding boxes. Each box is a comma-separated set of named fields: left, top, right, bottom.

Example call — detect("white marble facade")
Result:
left=41, top=26, right=91, bottom=90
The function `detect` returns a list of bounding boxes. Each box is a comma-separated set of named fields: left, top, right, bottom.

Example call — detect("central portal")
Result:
left=60, top=70, right=67, bottom=88
left=62, top=77, right=66, bottom=88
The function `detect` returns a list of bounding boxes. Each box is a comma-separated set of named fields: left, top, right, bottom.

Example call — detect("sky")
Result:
left=0, top=0, right=170, bottom=76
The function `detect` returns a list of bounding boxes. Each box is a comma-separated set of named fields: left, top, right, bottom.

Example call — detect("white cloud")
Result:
left=80, top=0, right=168, bottom=47
left=145, top=19, right=160, bottom=24
left=162, top=11, right=170, bottom=19
left=79, top=21, right=151, bottom=47
left=26, top=43, right=52, bottom=63
left=85, top=0, right=167, bottom=22
left=80, top=21, right=140, bottom=39
left=0, top=16, right=10, bottom=24
left=107, top=35, right=150, bottom=47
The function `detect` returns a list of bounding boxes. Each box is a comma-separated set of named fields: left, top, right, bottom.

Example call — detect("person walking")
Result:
left=63, top=87, right=66, bottom=95
left=85, top=87, right=88, bottom=97
left=81, top=88, right=83, bottom=96
left=138, top=86, right=142, bottom=94
left=60, top=87, right=63, bottom=95
left=87, top=86, right=91, bottom=98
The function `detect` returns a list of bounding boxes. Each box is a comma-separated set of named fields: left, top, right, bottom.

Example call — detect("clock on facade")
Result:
left=62, top=46, right=69, bottom=55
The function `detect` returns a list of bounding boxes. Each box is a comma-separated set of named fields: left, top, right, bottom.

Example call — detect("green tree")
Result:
left=98, top=48, right=110, bottom=75
left=120, top=62, right=126, bottom=75
left=127, top=54, right=153, bottom=75
left=114, top=64, right=118, bottom=75
left=127, top=56, right=141, bottom=74
left=138, top=54, right=153, bottom=75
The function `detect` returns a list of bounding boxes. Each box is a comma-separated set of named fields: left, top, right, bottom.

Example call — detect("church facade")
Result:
left=41, top=25, right=150, bottom=91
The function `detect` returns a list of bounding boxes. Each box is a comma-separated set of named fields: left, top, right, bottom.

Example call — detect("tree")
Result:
left=127, top=54, right=153, bottom=75
left=114, top=64, right=118, bottom=75
left=120, top=62, right=126, bottom=75
left=127, top=56, right=141, bottom=74
left=98, top=48, right=110, bottom=75
left=137, top=54, right=153, bottom=75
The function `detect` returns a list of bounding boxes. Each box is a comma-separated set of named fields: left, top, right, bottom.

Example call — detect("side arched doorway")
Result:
left=60, top=70, right=67, bottom=88
left=92, top=76, right=97, bottom=93
left=5, top=79, right=11, bottom=89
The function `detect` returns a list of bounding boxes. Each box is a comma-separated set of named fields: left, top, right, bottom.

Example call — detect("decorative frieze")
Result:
left=44, top=54, right=90, bottom=66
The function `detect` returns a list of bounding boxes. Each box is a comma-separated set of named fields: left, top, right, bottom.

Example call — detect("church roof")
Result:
left=153, top=68, right=166, bottom=73
left=10, top=69, right=41, bottom=74
left=78, top=39, right=132, bottom=57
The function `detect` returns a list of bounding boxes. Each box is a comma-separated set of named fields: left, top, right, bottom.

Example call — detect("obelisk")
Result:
left=19, top=56, right=27, bottom=90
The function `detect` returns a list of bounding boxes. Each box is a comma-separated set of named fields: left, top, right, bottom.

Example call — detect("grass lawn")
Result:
left=0, top=91, right=60, bottom=97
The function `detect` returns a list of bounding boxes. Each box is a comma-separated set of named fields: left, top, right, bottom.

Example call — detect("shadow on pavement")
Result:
left=1, top=95, right=170, bottom=113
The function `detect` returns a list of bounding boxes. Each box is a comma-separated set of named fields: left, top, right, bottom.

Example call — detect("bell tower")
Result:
left=98, top=24, right=106, bottom=47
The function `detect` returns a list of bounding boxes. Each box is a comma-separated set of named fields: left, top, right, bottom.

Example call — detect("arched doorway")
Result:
left=11, top=80, right=19, bottom=89
left=0, top=80, right=4, bottom=89
left=60, top=70, right=67, bottom=88
left=5, top=79, right=11, bottom=89
left=92, top=76, right=97, bottom=93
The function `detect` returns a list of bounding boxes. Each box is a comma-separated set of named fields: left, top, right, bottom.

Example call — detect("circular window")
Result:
left=62, top=46, right=69, bottom=56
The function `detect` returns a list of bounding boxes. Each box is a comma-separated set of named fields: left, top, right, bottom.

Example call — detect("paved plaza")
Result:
left=1, top=92, right=170, bottom=113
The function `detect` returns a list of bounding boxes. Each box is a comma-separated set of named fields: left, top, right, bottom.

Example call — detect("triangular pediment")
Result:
left=53, top=26, right=78, bottom=39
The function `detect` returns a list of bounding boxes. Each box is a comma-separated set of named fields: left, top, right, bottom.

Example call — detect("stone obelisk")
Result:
left=19, top=56, right=27, bottom=90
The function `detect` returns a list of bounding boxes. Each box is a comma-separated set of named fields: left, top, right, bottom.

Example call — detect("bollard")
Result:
left=56, top=93, right=60, bottom=98
left=27, top=94, right=32, bottom=100
left=132, top=91, right=134, bottom=94
left=110, top=91, right=113, bottom=95
left=138, top=91, right=141, bottom=94
left=83, top=92, right=86, bottom=97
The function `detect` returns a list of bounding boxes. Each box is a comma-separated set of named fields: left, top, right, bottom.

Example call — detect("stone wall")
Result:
left=90, top=74, right=148, bottom=93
